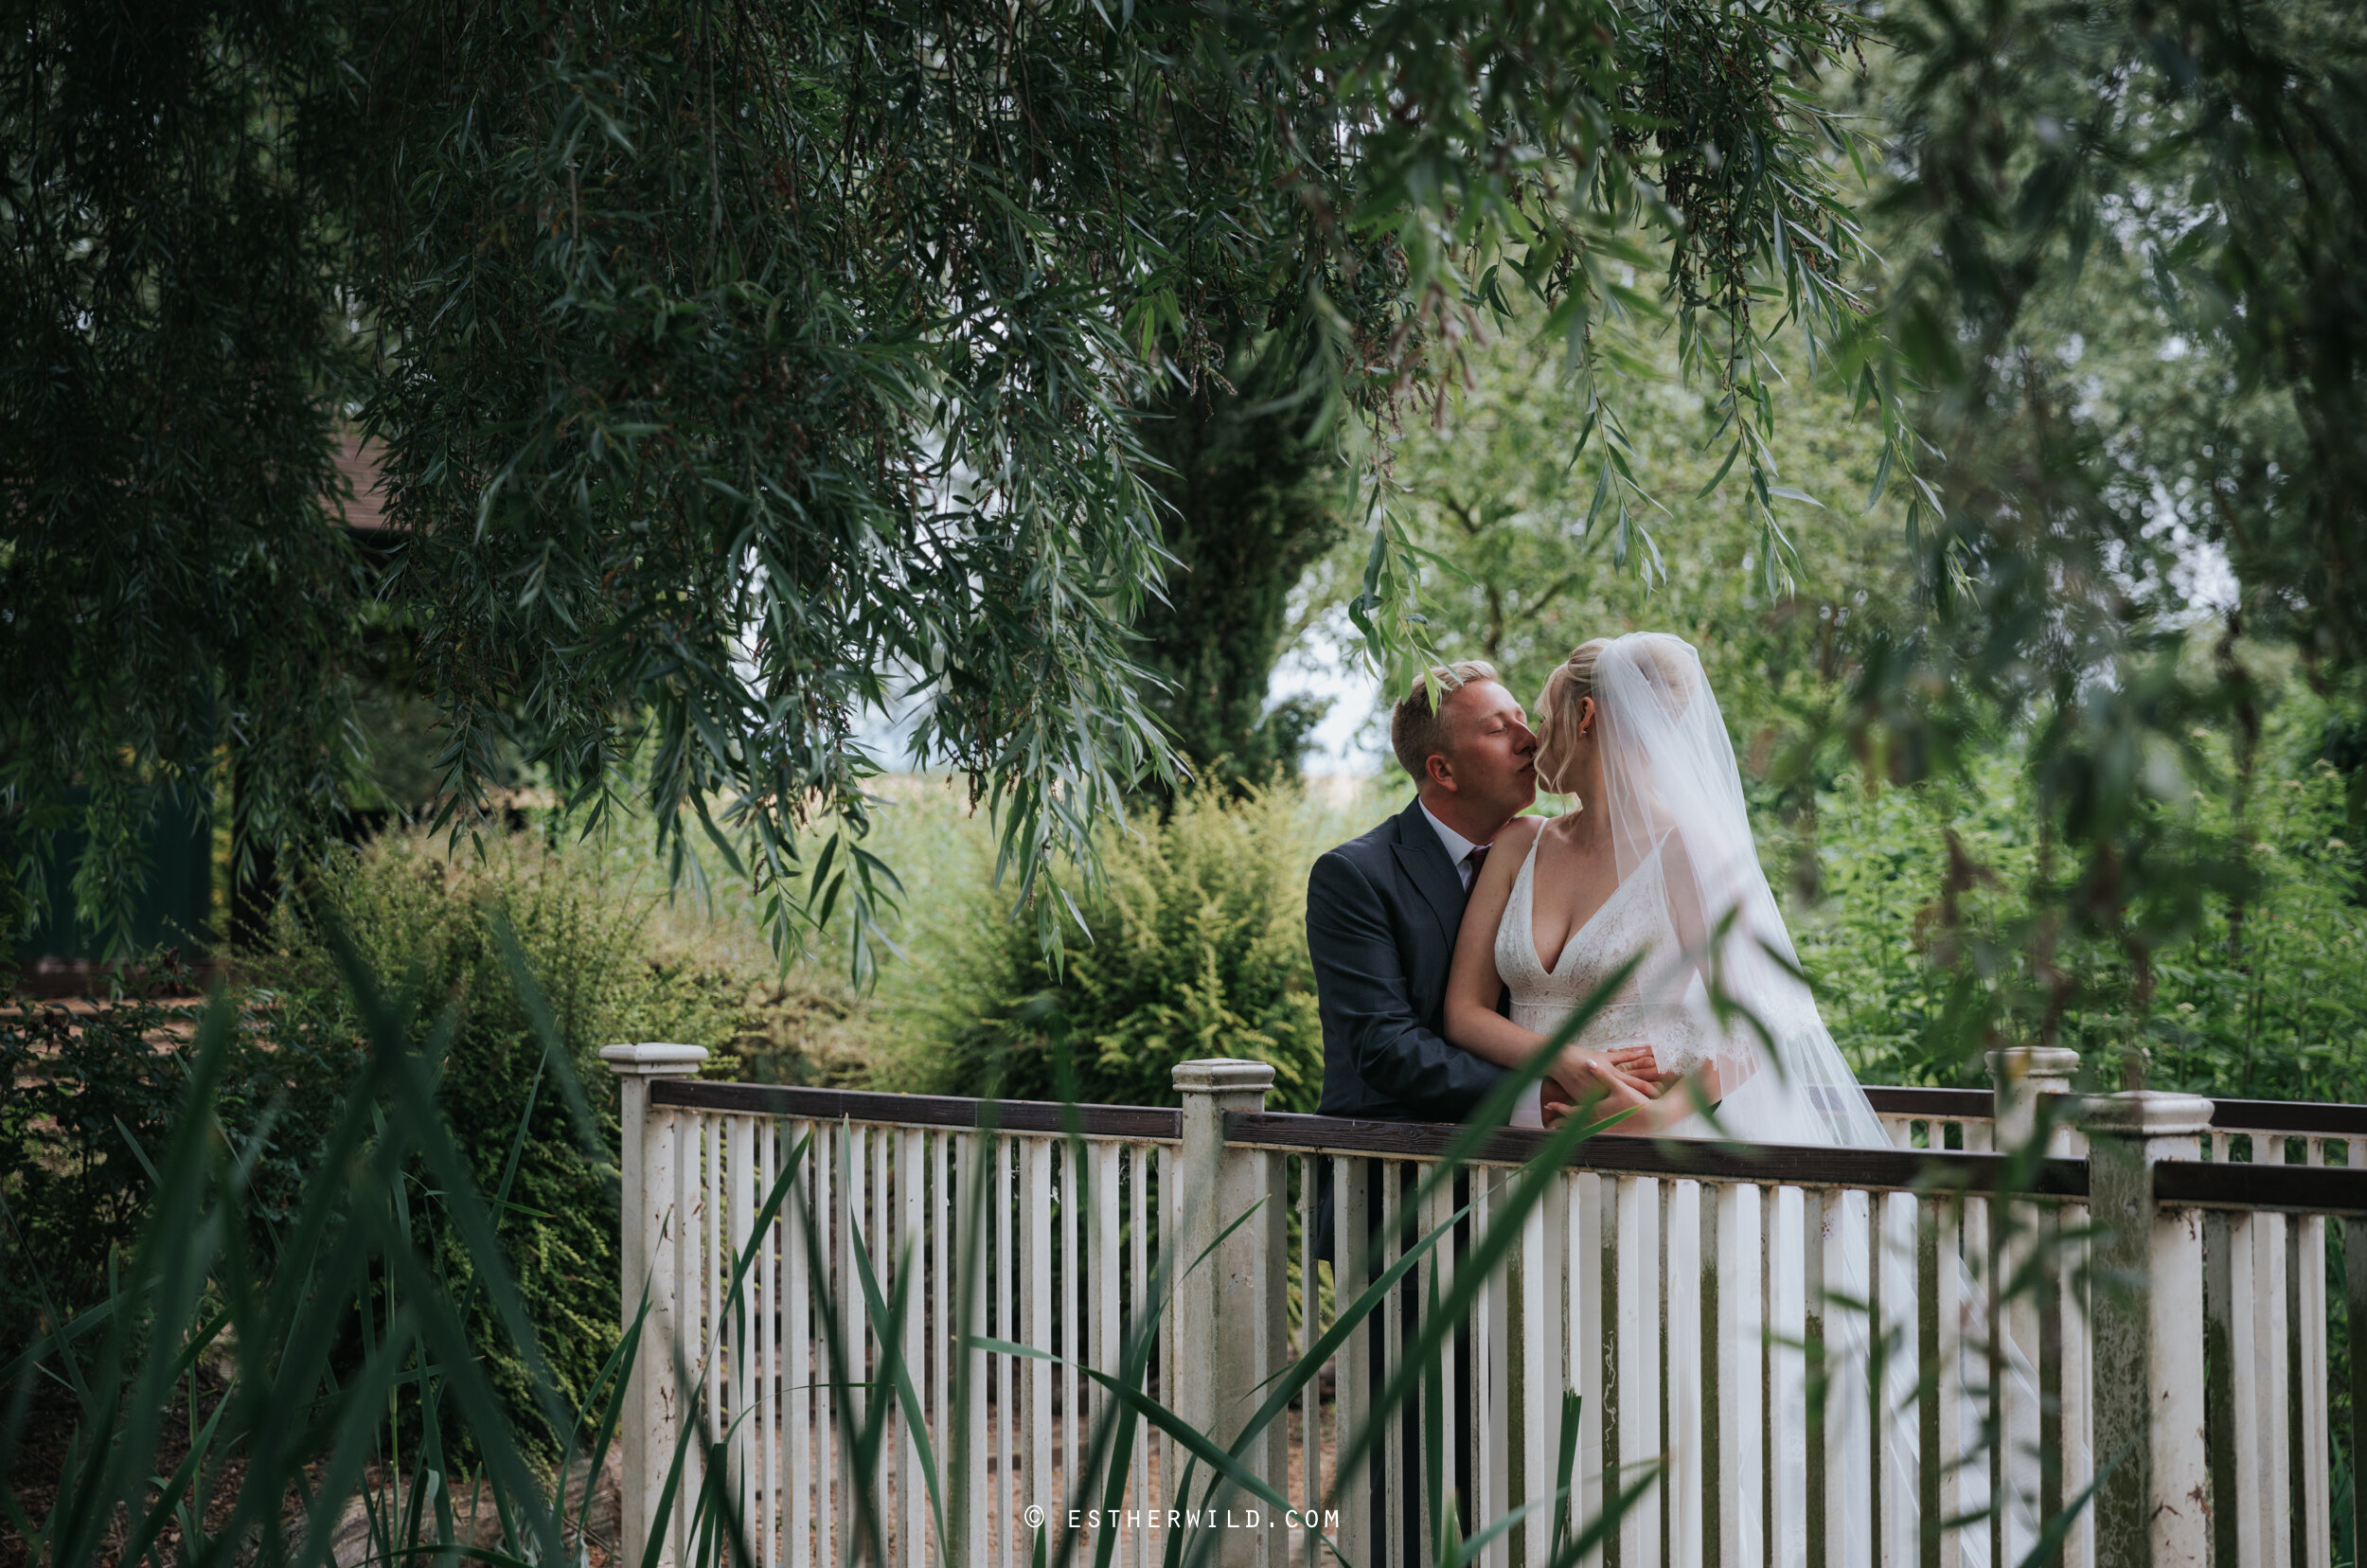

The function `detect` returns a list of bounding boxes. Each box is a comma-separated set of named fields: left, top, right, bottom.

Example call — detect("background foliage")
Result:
left=257, top=832, right=745, bottom=1445
left=4, top=0, right=1879, bottom=968
left=1, top=831, right=750, bottom=1452
left=912, top=786, right=1336, bottom=1111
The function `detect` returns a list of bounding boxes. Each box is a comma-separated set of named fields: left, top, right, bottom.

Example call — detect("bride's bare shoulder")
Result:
left=1498, top=814, right=1549, bottom=850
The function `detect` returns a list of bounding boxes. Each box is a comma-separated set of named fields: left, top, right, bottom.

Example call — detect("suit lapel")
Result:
left=1390, top=798, right=1467, bottom=943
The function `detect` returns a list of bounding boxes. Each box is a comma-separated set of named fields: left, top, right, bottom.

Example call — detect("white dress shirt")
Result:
left=1421, top=800, right=1538, bottom=1124
left=1420, top=801, right=1489, bottom=891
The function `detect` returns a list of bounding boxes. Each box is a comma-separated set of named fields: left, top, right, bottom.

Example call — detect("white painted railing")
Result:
left=602, top=1045, right=2367, bottom=1568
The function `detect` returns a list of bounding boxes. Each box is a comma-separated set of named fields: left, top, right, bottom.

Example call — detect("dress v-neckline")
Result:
left=1520, top=831, right=1639, bottom=977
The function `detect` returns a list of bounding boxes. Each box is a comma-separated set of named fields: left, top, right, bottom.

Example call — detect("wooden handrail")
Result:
left=1862, top=1085, right=1995, bottom=1120
left=658, top=1079, right=2085, bottom=1192
left=2154, top=1158, right=2367, bottom=1215
left=1224, top=1110, right=2090, bottom=1196
left=651, top=1078, right=1184, bottom=1140
left=656, top=1078, right=2365, bottom=1194
left=1863, top=1083, right=2367, bottom=1138
left=2201, top=1096, right=2367, bottom=1136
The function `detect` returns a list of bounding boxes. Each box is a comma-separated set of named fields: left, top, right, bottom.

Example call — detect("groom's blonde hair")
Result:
left=1534, top=638, right=1611, bottom=793
left=1390, top=660, right=1501, bottom=780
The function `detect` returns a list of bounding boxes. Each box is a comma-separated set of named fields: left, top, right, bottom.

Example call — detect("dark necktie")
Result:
left=1463, top=844, right=1489, bottom=886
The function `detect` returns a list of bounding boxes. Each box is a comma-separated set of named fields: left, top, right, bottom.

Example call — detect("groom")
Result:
left=1306, top=661, right=1538, bottom=1257
left=1304, top=661, right=1537, bottom=1546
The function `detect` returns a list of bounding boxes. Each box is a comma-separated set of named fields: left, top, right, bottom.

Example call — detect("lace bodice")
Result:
left=1495, top=832, right=1709, bottom=1079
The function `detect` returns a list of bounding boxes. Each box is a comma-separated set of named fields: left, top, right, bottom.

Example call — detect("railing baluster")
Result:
left=1059, top=1137, right=1081, bottom=1538
left=1163, top=1143, right=1180, bottom=1537
left=1411, top=1165, right=1430, bottom=1562
left=2209, top=1206, right=2265, bottom=1568
left=1771, top=1185, right=1807, bottom=1568
left=1803, top=1187, right=1828, bottom=1568
left=2291, top=1138, right=2331, bottom=1568
left=1478, top=1167, right=1510, bottom=1568
left=1441, top=1158, right=1462, bottom=1556
left=786, top=1120, right=811, bottom=1568
left=1381, top=1160, right=1404, bottom=1565
left=1093, top=1141, right=1123, bottom=1542
left=896, top=1127, right=922, bottom=1567
left=1960, top=1121, right=2001, bottom=1566
left=676, top=1112, right=702, bottom=1565
left=1161, top=1143, right=1179, bottom=1534
left=728, top=1114, right=756, bottom=1565
left=1298, top=1151, right=1322, bottom=1568
left=1715, top=1181, right=1766, bottom=1568
left=866, top=1123, right=891, bottom=1557
left=1877, top=1184, right=1918, bottom=1568
left=2059, top=1156, right=2092, bottom=1568
left=1000, top=1131, right=1020, bottom=1568
left=1574, top=1170, right=1605, bottom=1568
left=652, top=1098, right=685, bottom=1568
left=1995, top=1203, right=2042, bottom=1567
left=1515, top=1167, right=1554, bottom=1568
left=1615, top=1175, right=1660, bottom=1568
left=1927, top=1195, right=1967, bottom=1568
left=1130, top=1145, right=1151, bottom=1568
left=1670, top=1179, right=1706, bottom=1568
left=1136, top=1141, right=1155, bottom=1568
left=2258, top=1204, right=2294, bottom=1568
left=708, top=1113, right=726, bottom=1523
left=1026, top=1137, right=1056, bottom=1553
left=962, top=1133, right=990, bottom=1568
left=1338, top=1154, right=1373, bottom=1568
left=2345, top=1205, right=2367, bottom=1568
left=1826, top=1187, right=1876, bottom=1568
left=814, top=1120, right=837, bottom=1568
left=933, top=1132, right=952, bottom=1563
left=1265, top=1148, right=1292, bottom=1525
left=851, top=1122, right=875, bottom=1553
left=764, top=1121, right=783, bottom=1568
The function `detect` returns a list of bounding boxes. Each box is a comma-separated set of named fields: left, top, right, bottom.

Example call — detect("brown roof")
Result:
left=332, top=432, right=396, bottom=533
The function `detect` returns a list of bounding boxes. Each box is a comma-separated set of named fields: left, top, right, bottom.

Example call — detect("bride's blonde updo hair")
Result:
left=1533, top=637, right=1611, bottom=793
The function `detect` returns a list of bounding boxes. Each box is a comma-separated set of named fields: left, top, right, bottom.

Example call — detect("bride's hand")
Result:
left=1605, top=1044, right=1664, bottom=1083
left=1553, top=1045, right=1653, bottom=1101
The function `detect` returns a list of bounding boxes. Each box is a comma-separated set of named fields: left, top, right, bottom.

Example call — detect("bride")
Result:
left=1444, top=630, right=1887, bottom=1146
left=1443, top=631, right=2033, bottom=1566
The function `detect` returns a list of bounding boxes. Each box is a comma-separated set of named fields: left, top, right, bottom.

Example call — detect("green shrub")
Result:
left=1, top=982, right=203, bottom=1351
left=917, top=786, right=1328, bottom=1111
left=1788, top=701, right=2367, bottom=1097
left=258, top=829, right=749, bottom=1451
left=0, top=968, right=353, bottom=1355
left=706, top=975, right=886, bottom=1087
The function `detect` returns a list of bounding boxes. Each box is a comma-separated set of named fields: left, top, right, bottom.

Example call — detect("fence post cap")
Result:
left=599, top=1042, right=710, bottom=1078
left=2076, top=1088, right=2213, bottom=1137
left=1171, top=1059, right=1276, bottom=1093
left=1984, top=1045, right=2082, bottom=1079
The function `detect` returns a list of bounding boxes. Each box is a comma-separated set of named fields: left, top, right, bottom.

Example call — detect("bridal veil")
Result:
left=1590, top=633, right=1887, bottom=1149
left=1584, top=633, right=2038, bottom=1567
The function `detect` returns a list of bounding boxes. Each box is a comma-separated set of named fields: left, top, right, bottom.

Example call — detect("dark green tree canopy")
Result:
left=4, top=0, right=1884, bottom=964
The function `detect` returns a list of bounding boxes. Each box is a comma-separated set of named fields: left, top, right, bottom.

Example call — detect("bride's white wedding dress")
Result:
left=1496, top=837, right=1714, bottom=1134
left=1476, top=632, right=2037, bottom=1568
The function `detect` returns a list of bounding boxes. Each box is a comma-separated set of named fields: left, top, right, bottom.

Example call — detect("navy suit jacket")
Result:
left=1307, top=799, right=1508, bottom=1262
left=1308, top=796, right=1508, bottom=1122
